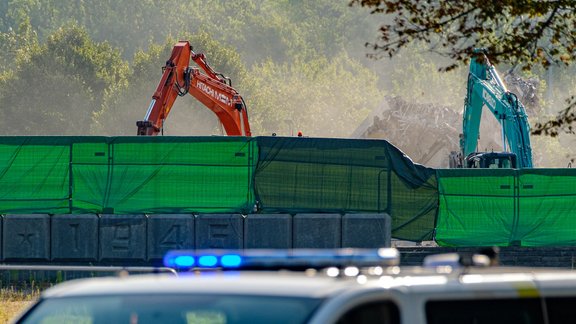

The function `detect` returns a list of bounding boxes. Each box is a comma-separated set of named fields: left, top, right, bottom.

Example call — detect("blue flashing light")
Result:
left=221, top=254, right=243, bottom=267
left=174, top=255, right=195, bottom=267
left=163, top=252, right=195, bottom=268
left=198, top=255, right=218, bottom=267
left=163, top=248, right=400, bottom=270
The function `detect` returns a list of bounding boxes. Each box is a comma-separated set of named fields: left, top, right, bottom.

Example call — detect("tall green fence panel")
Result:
left=0, top=137, right=72, bottom=213
left=436, top=168, right=576, bottom=247
left=390, top=172, right=438, bottom=241
left=253, top=137, right=438, bottom=241
left=436, top=169, right=516, bottom=246
left=70, top=139, right=110, bottom=212
left=516, top=169, right=576, bottom=246
left=71, top=137, right=257, bottom=214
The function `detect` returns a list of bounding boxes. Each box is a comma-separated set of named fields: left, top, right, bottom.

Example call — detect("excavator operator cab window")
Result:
left=483, top=154, right=517, bottom=169
left=500, top=158, right=511, bottom=168
left=465, top=153, right=517, bottom=169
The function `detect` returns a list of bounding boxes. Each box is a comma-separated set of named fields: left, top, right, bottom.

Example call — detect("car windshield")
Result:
left=18, top=294, right=324, bottom=324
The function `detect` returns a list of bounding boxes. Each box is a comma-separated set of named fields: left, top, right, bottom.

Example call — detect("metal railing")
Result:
left=0, top=265, right=177, bottom=276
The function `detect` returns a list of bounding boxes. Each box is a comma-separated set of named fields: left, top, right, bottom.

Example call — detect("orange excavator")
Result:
left=137, top=41, right=251, bottom=136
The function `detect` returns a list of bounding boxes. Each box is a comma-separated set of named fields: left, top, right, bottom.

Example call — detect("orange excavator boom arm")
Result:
left=136, top=41, right=251, bottom=136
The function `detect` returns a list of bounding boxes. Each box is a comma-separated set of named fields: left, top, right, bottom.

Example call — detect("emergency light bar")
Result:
left=164, top=248, right=399, bottom=270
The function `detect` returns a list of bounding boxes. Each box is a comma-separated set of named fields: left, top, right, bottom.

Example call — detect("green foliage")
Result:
left=0, top=15, right=37, bottom=71
left=1, top=0, right=377, bottom=63
left=350, top=0, right=576, bottom=71
left=531, top=134, right=574, bottom=167
left=387, top=44, right=466, bottom=107
left=243, top=53, right=384, bottom=137
left=176, top=0, right=378, bottom=65
left=0, top=0, right=387, bottom=137
left=0, top=24, right=127, bottom=135
left=1, top=0, right=175, bottom=56
left=530, top=64, right=576, bottom=137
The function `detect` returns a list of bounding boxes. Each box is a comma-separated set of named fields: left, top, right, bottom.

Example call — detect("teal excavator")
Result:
left=449, top=50, right=533, bottom=169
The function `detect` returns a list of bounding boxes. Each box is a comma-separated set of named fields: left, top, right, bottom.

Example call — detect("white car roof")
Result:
left=42, top=271, right=361, bottom=299
left=41, top=266, right=576, bottom=301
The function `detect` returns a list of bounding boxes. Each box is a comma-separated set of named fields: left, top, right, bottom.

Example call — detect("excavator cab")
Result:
left=465, top=152, right=517, bottom=169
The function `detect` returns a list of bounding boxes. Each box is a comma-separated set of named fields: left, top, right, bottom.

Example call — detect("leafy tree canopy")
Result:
left=350, top=0, right=575, bottom=70
left=0, top=23, right=127, bottom=135
left=243, top=53, right=384, bottom=137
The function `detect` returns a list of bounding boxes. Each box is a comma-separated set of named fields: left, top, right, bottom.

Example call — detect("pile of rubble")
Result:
left=352, top=96, right=502, bottom=168
left=504, top=71, right=541, bottom=115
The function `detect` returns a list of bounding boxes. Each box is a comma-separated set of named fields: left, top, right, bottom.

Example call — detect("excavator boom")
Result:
left=458, top=51, right=533, bottom=168
left=137, top=41, right=251, bottom=136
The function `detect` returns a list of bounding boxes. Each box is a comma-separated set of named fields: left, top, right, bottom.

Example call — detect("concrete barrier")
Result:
left=293, top=214, right=341, bottom=248
left=196, top=214, right=243, bottom=249
left=245, top=214, right=291, bottom=249
left=148, top=214, right=195, bottom=260
left=52, top=214, right=98, bottom=261
left=342, top=213, right=392, bottom=248
left=99, top=214, right=147, bottom=261
left=3, top=214, right=50, bottom=261
left=0, top=213, right=394, bottom=263
left=3, top=214, right=576, bottom=269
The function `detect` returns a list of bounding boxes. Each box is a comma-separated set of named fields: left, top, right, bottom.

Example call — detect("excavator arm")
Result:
left=460, top=51, right=533, bottom=168
left=137, top=41, right=251, bottom=136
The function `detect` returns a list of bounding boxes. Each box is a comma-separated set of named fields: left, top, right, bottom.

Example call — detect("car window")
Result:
left=426, top=298, right=545, bottom=324
left=545, top=297, right=576, bottom=324
left=336, top=300, right=400, bottom=324
left=17, top=294, right=323, bottom=324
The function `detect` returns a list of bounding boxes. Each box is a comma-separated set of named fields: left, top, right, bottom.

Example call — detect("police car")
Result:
left=12, top=248, right=576, bottom=324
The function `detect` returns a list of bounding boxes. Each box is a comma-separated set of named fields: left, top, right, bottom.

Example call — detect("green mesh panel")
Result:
left=71, top=137, right=257, bottom=214
left=390, top=171, right=438, bottom=241
left=254, top=137, right=438, bottom=241
left=436, top=169, right=516, bottom=246
left=436, top=168, right=576, bottom=247
left=70, top=139, right=109, bottom=212
left=0, top=137, right=72, bottom=213
left=516, top=169, right=576, bottom=246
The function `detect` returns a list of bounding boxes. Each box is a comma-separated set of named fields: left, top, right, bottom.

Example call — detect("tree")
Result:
left=385, top=43, right=466, bottom=108
left=350, top=0, right=576, bottom=136
left=0, top=17, right=37, bottom=72
left=242, top=53, right=384, bottom=137
left=0, top=24, right=128, bottom=135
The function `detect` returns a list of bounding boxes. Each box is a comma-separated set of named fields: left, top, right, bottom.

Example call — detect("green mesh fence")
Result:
left=254, top=137, right=438, bottom=241
left=0, top=136, right=257, bottom=214
left=0, top=136, right=437, bottom=241
left=436, top=168, right=576, bottom=246
left=7, top=136, right=576, bottom=246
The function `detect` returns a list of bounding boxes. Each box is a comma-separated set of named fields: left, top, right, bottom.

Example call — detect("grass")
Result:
left=0, top=287, right=41, bottom=323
